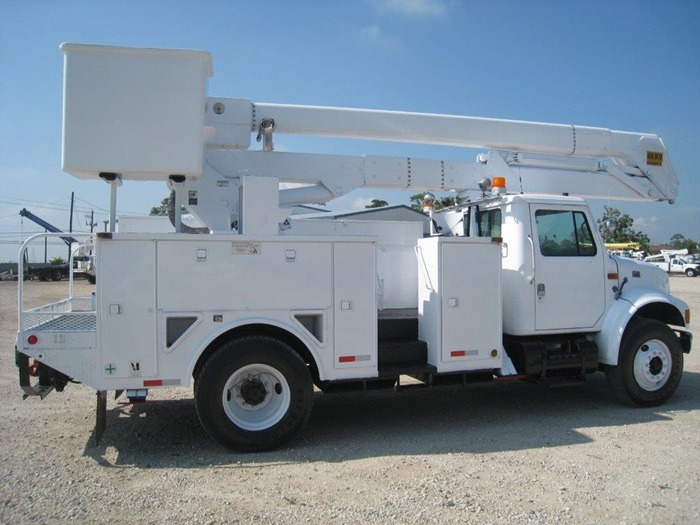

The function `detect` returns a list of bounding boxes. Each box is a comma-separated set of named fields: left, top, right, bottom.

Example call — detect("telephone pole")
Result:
left=68, top=192, right=75, bottom=262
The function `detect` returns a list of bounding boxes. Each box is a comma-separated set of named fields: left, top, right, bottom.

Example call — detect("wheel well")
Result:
left=193, top=324, right=321, bottom=386
left=633, top=302, right=685, bottom=328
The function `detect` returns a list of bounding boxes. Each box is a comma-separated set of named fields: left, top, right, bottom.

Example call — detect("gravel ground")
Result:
left=1, top=277, right=699, bottom=524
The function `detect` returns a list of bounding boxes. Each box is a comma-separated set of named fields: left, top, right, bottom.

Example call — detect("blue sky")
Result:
left=1, top=0, right=699, bottom=262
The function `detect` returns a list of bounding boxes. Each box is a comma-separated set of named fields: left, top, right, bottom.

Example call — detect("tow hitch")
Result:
left=17, top=351, right=70, bottom=399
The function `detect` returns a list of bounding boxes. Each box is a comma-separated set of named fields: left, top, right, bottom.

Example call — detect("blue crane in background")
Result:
left=19, top=208, right=78, bottom=246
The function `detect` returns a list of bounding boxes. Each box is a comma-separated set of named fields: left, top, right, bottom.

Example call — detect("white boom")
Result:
left=183, top=97, right=680, bottom=232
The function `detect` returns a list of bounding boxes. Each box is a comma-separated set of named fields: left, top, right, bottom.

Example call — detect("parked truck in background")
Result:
left=14, top=44, right=692, bottom=452
left=644, top=250, right=700, bottom=276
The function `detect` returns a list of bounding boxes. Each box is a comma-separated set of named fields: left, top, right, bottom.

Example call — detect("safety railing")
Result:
left=18, top=233, right=96, bottom=334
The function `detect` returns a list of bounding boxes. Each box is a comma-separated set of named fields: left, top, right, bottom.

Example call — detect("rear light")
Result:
left=27, top=335, right=38, bottom=345
left=685, top=309, right=691, bottom=324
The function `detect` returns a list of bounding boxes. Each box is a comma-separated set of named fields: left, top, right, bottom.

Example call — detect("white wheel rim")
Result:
left=633, top=339, right=672, bottom=392
left=222, top=364, right=291, bottom=431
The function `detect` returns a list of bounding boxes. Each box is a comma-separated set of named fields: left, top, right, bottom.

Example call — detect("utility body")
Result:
left=15, top=44, right=692, bottom=451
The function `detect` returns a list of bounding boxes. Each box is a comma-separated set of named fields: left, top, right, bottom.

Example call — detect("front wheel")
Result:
left=605, top=318, right=683, bottom=407
left=194, top=336, right=314, bottom=452
left=685, top=268, right=697, bottom=277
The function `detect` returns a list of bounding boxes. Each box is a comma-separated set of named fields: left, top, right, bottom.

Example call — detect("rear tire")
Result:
left=605, top=318, right=683, bottom=407
left=194, top=335, right=314, bottom=452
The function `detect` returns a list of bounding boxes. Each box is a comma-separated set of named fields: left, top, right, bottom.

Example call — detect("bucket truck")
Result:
left=14, top=44, right=691, bottom=451
left=644, top=249, right=700, bottom=276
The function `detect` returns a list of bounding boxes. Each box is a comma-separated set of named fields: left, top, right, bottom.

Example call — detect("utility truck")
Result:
left=15, top=44, right=692, bottom=452
left=644, top=250, right=700, bottom=277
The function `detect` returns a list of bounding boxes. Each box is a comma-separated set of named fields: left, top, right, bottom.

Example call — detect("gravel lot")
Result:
left=1, top=277, right=699, bottom=524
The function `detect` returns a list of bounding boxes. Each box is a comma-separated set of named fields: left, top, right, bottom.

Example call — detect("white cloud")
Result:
left=634, top=216, right=659, bottom=229
left=358, top=24, right=401, bottom=49
left=369, top=0, right=452, bottom=17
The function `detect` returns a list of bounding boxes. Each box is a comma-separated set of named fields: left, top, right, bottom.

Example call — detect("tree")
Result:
left=50, top=257, right=65, bottom=265
left=150, top=197, right=170, bottom=216
left=409, top=193, right=455, bottom=212
left=669, top=233, right=697, bottom=252
left=409, top=193, right=425, bottom=211
left=596, top=206, right=650, bottom=250
left=365, top=199, right=389, bottom=209
left=150, top=194, right=186, bottom=216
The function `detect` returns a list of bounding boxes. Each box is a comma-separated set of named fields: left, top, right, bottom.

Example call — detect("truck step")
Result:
left=377, top=362, right=437, bottom=378
left=378, top=312, right=418, bottom=342
left=378, top=339, right=427, bottom=368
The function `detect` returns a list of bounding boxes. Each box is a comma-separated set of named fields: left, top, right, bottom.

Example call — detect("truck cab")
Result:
left=434, top=184, right=689, bottom=383
left=439, top=191, right=610, bottom=334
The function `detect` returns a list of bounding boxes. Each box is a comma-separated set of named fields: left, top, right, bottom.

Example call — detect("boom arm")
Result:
left=203, top=98, right=678, bottom=200
left=19, top=208, right=77, bottom=246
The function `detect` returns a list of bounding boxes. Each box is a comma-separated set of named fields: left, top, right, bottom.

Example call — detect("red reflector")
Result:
left=27, top=335, right=38, bottom=345
left=338, top=356, right=356, bottom=363
left=451, top=350, right=466, bottom=357
left=143, top=379, right=163, bottom=387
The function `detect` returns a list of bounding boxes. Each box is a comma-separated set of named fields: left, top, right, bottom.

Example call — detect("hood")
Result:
left=613, top=256, right=670, bottom=294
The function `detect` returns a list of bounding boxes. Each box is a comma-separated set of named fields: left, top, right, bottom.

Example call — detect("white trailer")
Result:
left=15, top=44, right=692, bottom=451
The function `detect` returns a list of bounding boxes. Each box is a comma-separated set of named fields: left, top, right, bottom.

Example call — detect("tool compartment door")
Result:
left=439, top=240, right=501, bottom=368
left=98, top=239, right=157, bottom=380
left=418, top=237, right=502, bottom=373
left=333, top=241, right=377, bottom=375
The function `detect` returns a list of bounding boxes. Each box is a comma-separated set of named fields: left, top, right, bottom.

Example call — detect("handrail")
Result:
left=18, top=232, right=94, bottom=334
left=526, top=235, right=536, bottom=284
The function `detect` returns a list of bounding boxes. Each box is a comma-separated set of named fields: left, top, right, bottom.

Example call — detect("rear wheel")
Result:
left=194, top=335, right=314, bottom=452
left=606, top=318, right=683, bottom=407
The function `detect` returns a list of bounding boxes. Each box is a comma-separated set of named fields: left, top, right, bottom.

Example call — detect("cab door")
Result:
left=530, top=205, right=606, bottom=331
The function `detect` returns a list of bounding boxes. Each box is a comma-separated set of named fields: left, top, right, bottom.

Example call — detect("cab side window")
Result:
left=477, top=209, right=501, bottom=237
left=535, top=210, right=597, bottom=257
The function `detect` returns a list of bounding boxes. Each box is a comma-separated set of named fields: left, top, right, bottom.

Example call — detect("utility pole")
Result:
left=68, top=192, right=75, bottom=262
left=86, top=210, right=96, bottom=233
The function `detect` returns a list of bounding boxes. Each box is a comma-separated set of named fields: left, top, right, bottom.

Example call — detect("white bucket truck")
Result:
left=15, top=44, right=692, bottom=451
left=644, top=249, right=700, bottom=277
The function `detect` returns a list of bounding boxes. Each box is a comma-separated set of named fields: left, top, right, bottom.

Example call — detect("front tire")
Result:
left=685, top=268, right=696, bottom=277
left=194, top=336, right=314, bottom=452
left=606, top=318, right=683, bottom=407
